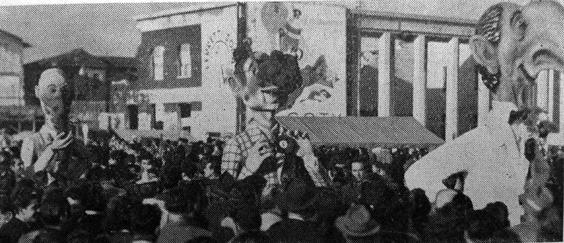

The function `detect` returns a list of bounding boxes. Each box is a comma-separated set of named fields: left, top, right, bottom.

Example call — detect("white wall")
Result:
left=136, top=6, right=238, bottom=140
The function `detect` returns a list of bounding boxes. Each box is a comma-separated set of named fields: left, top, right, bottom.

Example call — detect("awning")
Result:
left=112, top=129, right=196, bottom=142
left=275, top=116, right=444, bottom=147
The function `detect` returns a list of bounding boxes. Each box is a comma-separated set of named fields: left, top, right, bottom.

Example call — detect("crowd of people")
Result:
left=0, top=131, right=559, bottom=243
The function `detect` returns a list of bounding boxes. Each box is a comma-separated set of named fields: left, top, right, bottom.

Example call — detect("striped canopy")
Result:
left=275, top=116, right=444, bottom=148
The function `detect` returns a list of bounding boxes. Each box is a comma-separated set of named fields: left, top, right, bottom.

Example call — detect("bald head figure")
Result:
left=35, top=68, right=73, bottom=132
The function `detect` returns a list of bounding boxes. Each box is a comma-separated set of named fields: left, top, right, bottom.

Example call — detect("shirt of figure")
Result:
left=222, top=125, right=278, bottom=187
left=20, top=125, right=90, bottom=180
left=222, top=124, right=327, bottom=191
left=405, top=101, right=530, bottom=226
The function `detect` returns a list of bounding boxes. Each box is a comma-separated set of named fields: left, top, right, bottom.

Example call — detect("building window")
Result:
left=152, top=46, right=164, bottom=80
left=178, top=43, right=192, bottom=78
left=179, top=103, right=192, bottom=118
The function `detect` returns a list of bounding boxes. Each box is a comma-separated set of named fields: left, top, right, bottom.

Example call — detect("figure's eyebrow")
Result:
left=510, top=10, right=523, bottom=26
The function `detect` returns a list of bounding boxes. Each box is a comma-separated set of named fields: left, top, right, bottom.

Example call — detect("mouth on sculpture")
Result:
left=519, top=46, right=564, bottom=84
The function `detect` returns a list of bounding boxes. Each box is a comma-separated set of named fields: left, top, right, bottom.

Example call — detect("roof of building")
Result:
left=99, top=56, right=139, bottom=69
left=33, top=48, right=108, bottom=68
left=135, top=2, right=237, bottom=21
left=275, top=116, right=444, bottom=147
left=0, top=29, right=31, bottom=48
left=28, top=48, right=138, bottom=69
left=351, top=8, right=477, bottom=26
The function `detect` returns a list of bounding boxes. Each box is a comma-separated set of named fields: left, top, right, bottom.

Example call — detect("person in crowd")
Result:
left=0, top=195, right=13, bottom=229
left=0, top=181, right=40, bottom=243
left=156, top=187, right=213, bottom=243
left=130, top=203, right=161, bottom=243
left=424, top=191, right=474, bottom=242
left=20, top=189, right=69, bottom=243
left=266, top=178, right=322, bottom=242
left=410, top=188, right=431, bottom=238
left=464, top=209, right=506, bottom=242
left=103, top=196, right=132, bottom=242
left=223, top=205, right=266, bottom=242
left=340, top=160, right=368, bottom=205
left=335, top=203, right=382, bottom=243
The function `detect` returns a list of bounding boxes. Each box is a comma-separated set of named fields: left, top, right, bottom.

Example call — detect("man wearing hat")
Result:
left=266, top=178, right=322, bottom=242
left=20, top=68, right=90, bottom=185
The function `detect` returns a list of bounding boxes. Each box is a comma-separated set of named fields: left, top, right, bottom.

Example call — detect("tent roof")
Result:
left=275, top=116, right=444, bottom=147
left=113, top=129, right=196, bottom=142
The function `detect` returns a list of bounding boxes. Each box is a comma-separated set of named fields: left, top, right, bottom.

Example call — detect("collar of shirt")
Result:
left=247, top=121, right=274, bottom=141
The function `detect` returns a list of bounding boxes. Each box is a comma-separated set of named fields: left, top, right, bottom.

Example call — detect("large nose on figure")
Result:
left=521, top=0, right=564, bottom=75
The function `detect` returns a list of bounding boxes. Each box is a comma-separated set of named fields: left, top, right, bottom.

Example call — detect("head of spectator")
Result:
left=358, top=174, right=406, bottom=231
left=431, top=188, right=458, bottom=214
left=11, top=181, right=41, bottom=223
left=483, top=201, right=510, bottom=228
left=350, top=161, right=366, bottom=182
left=38, top=188, right=69, bottom=228
left=181, top=159, right=199, bottom=181
left=230, top=205, right=261, bottom=237
left=370, top=162, right=388, bottom=178
left=231, top=230, right=272, bottom=243
left=277, top=177, right=317, bottom=219
left=163, top=186, right=192, bottom=223
left=410, top=188, right=431, bottom=235
left=335, top=203, right=381, bottom=242
left=464, top=209, right=506, bottom=242
left=103, top=196, right=130, bottom=233
left=204, top=159, right=221, bottom=180
left=130, top=204, right=161, bottom=241
left=0, top=165, right=15, bottom=195
left=161, top=164, right=182, bottom=190
left=0, top=195, right=13, bottom=227
left=425, top=191, right=473, bottom=242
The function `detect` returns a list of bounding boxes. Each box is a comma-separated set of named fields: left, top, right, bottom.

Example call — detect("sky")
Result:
left=0, top=0, right=534, bottom=63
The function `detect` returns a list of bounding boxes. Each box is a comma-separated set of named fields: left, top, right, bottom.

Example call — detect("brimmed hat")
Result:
left=335, top=203, right=381, bottom=237
left=278, top=178, right=317, bottom=212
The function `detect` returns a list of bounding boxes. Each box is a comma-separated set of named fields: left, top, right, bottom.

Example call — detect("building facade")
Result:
left=0, top=29, right=34, bottom=133
left=0, top=29, right=28, bottom=107
left=133, top=3, right=240, bottom=140
left=132, top=2, right=564, bottom=143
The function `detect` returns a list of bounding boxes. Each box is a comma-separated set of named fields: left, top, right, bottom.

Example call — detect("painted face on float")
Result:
left=223, top=39, right=302, bottom=112
left=470, top=1, right=564, bottom=108
left=34, top=68, right=73, bottom=131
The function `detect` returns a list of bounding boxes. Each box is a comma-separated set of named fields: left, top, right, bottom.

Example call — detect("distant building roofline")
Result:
left=134, top=2, right=237, bottom=22
left=351, top=9, right=477, bottom=26
left=0, top=29, right=31, bottom=48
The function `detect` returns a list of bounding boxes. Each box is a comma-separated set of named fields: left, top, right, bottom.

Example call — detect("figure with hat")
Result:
left=265, top=177, right=323, bottom=242
left=221, top=39, right=329, bottom=198
left=405, top=1, right=564, bottom=227
left=20, top=68, right=90, bottom=186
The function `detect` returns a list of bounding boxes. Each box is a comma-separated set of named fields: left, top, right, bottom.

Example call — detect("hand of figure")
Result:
left=49, top=132, right=73, bottom=151
left=245, top=141, right=274, bottom=175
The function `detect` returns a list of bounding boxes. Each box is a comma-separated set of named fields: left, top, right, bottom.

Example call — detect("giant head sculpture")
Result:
left=35, top=68, right=73, bottom=132
left=223, top=39, right=303, bottom=112
left=470, top=0, right=564, bottom=108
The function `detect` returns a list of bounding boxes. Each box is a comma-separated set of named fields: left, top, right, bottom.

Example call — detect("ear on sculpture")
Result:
left=223, top=65, right=249, bottom=101
left=469, top=35, right=500, bottom=75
